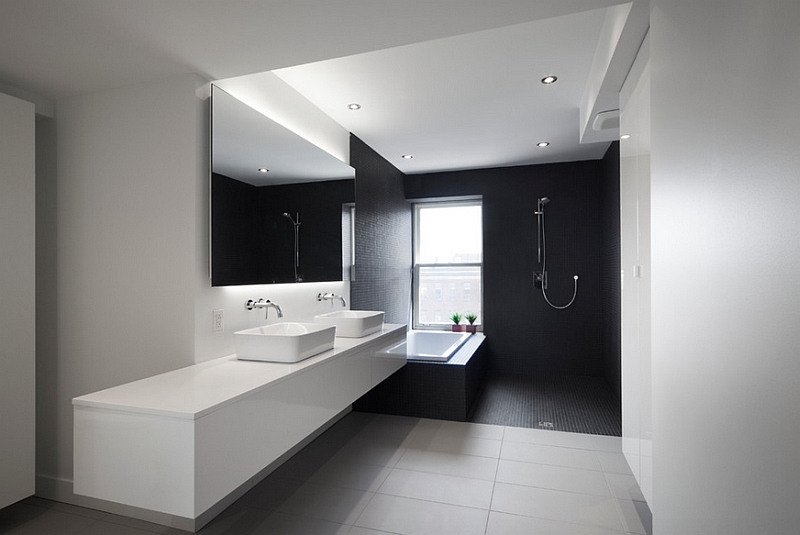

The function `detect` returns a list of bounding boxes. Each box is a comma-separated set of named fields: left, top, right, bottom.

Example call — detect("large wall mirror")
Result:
left=211, top=86, right=355, bottom=286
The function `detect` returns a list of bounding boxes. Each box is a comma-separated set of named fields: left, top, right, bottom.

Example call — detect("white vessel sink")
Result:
left=234, top=322, right=336, bottom=363
left=314, top=310, right=385, bottom=338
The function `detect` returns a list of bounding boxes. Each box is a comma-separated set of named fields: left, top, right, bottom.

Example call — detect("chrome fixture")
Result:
left=282, top=212, right=301, bottom=282
left=317, top=292, right=347, bottom=307
left=535, top=196, right=579, bottom=309
left=245, top=298, right=284, bottom=319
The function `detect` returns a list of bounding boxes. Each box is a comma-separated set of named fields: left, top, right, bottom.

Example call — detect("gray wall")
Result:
left=0, top=91, right=36, bottom=507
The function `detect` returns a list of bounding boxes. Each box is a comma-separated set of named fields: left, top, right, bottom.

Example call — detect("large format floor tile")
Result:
left=500, top=440, right=603, bottom=471
left=354, top=494, right=488, bottom=535
left=485, top=511, right=626, bottom=535
left=495, top=459, right=612, bottom=496
left=377, top=468, right=494, bottom=509
left=2, top=412, right=650, bottom=535
left=395, top=449, right=499, bottom=481
left=491, top=482, right=625, bottom=532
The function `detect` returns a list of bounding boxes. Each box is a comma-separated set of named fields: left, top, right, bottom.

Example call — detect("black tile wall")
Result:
left=211, top=173, right=261, bottom=285
left=600, top=143, right=622, bottom=399
left=405, top=160, right=617, bottom=379
left=211, top=173, right=354, bottom=285
left=350, top=135, right=412, bottom=325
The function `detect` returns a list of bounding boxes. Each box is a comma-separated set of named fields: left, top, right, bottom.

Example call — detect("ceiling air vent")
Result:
left=592, top=109, right=620, bottom=131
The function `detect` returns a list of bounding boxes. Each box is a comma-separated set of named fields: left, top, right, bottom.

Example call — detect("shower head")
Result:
left=539, top=197, right=550, bottom=205
left=281, top=212, right=298, bottom=225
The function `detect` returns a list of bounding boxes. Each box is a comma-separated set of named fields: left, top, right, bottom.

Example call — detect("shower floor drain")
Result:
left=538, top=421, right=554, bottom=428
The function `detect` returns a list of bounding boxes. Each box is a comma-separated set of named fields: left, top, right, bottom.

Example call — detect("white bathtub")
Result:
left=378, top=330, right=471, bottom=362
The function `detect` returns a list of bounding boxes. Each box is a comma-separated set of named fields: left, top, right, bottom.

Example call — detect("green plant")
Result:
left=449, top=312, right=462, bottom=325
left=464, top=312, right=478, bottom=325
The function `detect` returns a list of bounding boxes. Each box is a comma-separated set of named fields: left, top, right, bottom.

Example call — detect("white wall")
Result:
left=40, top=74, right=203, bottom=491
left=619, top=34, right=652, bottom=505
left=650, top=1, right=800, bottom=533
left=37, top=72, right=352, bottom=504
left=0, top=91, right=36, bottom=508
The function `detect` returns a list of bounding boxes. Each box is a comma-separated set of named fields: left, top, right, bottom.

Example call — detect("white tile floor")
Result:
left=0, top=412, right=651, bottom=535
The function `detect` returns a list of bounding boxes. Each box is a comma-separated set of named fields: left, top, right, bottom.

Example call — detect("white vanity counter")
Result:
left=73, top=324, right=406, bottom=531
left=73, top=324, right=405, bottom=420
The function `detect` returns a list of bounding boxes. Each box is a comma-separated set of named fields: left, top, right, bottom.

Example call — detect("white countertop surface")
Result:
left=72, top=324, right=406, bottom=420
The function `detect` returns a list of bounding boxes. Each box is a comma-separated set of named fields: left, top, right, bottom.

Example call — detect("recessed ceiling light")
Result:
left=401, top=154, right=414, bottom=160
left=620, top=134, right=632, bottom=140
left=541, top=75, right=558, bottom=85
left=347, top=103, right=361, bottom=110
left=257, top=168, right=269, bottom=173
left=537, top=142, right=550, bottom=148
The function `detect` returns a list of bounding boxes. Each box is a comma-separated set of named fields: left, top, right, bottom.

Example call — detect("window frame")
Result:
left=412, top=199, right=483, bottom=331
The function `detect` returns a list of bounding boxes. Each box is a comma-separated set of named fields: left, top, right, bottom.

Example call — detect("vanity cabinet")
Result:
left=73, top=324, right=405, bottom=531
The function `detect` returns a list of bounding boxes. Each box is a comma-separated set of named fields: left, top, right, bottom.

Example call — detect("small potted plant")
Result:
left=449, top=312, right=464, bottom=332
left=464, top=312, right=478, bottom=334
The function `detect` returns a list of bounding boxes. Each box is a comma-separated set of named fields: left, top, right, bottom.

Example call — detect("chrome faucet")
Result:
left=317, top=292, right=347, bottom=307
left=245, top=298, right=284, bottom=319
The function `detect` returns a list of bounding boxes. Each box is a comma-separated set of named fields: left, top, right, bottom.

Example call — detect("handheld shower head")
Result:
left=539, top=197, right=550, bottom=205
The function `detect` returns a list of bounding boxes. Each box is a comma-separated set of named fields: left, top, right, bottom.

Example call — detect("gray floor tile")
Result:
left=4, top=414, right=648, bottom=535
left=101, top=513, right=176, bottom=533
left=500, top=440, right=603, bottom=471
left=76, top=521, right=162, bottom=535
left=597, top=452, right=634, bottom=475
left=307, top=460, right=391, bottom=493
left=354, top=494, right=488, bottom=535
left=276, top=482, right=373, bottom=525
left=0, top=503, right=96, bottom=535
left=491, top=482, right=624, bottom=532
left=605, top=473, right=646, bottom=502
left=236, top=477, right=304, bottom=511
left=395, top=449, right=498, bottom=481
left=22, top=497, right=107, bottom=521
left=486, top=511, right=626, bottom=535
left=377, top=468, right=494, bottom=509
left=503, top=426, right=598, bottom=450
left=496, top=459, right=611, bottom=496
left=615, top=499, right=652, bottom=535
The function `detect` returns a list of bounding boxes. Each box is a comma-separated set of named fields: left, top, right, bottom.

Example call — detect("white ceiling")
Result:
left=213, top=87, right=354, bottom=186
left=274, top=8, right=612, bottom=174
left=0, top=0, right=643, bottom=174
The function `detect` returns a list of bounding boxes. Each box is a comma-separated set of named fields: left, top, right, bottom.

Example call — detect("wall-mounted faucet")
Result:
left=317, top=292, right=347, bottom=307
left=245, top=298, right=284, bottom=319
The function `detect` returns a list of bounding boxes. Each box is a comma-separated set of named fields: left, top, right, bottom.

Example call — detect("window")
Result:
left=413, top=201, right=482, bottom=329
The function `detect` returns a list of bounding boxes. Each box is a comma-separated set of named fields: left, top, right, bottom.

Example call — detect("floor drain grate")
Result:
left=538, top=421, right=554, bottom=428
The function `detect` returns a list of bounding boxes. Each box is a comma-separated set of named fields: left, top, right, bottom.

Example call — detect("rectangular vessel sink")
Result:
left=314, top=310, right=385, bottom=338
left=234, top=322, right=336, bottom=363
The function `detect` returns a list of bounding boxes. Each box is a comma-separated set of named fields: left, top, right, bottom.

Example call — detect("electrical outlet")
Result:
left=212, top=309, right=224, bottom=333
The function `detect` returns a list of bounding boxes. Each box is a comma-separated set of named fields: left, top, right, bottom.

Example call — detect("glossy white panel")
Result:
left=619, top=33, right=651, bottom=506
left=372, top=336, right=407, bottom=387
left=195, top=380, right=289, bottom=514
left=73, top=407, right=195, bottom=517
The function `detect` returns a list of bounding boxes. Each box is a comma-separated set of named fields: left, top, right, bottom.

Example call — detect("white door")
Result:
left=0, top=91, right=36, bottom=508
